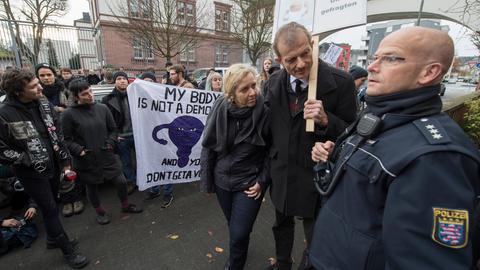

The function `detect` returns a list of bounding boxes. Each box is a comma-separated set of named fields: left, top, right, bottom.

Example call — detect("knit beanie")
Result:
left=113, top=71, right=128, bottom=82
left=140, top=72, right=157, bottom=82
left=349, top=66, right=368, bottom=80
left=35, top=63, right=56, bottom=77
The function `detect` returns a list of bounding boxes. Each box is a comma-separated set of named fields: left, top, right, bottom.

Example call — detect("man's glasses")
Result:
left=367, top=55, right=406, bottom=66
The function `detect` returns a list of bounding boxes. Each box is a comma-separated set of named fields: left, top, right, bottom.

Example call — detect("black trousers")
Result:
left=272, top=210, right=315, bottom=270
left=86, top=174, right=128, bottom=208
left=19, top=176, right=65, bottom=239
left=215, top=186, right=263, bottom=270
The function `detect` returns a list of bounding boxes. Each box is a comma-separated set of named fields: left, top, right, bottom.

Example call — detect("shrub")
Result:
left=463, top=97, right=480, bottom=147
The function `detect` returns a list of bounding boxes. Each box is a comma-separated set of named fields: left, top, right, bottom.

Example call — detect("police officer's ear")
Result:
left=418, top=62, right=444, bottom=86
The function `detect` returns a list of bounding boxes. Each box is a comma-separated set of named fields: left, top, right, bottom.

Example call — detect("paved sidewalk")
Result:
left=1, top=182, right=306, bottom=270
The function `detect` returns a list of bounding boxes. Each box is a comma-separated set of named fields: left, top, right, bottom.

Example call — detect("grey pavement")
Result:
left=1, top=182, right=305, bottom=270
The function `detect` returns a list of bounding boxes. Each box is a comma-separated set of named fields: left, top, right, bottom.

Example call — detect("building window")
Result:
left=133, top=38, right=154, bottom=59
left=215, top=45, right=228, bottom=65
left=215, top=4, right=230, bottom=31
left=180, top=47, right=195, bottom=62
left=129, top=0, right=151, bottom=18
left=177, top=0, right=195, bottom=25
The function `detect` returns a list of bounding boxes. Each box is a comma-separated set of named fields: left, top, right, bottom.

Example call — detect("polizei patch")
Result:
left=432, top=207, right=468, bottom=248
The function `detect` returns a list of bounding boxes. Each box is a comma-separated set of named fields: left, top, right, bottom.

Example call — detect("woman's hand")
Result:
left=244, top=182, right=262, bottom=200
left=24, top=207, right=37, bottom=220
left=2, top=218, right=21, bottom=228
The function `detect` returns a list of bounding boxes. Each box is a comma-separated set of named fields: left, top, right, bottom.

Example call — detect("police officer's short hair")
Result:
left=0, top=69, right=36, bottom=97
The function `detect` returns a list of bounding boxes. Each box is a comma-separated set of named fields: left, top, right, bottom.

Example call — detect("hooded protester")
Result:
left=35, top=63, right=68, bottom=113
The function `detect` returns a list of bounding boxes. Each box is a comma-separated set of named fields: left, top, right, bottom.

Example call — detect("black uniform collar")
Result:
left=364, top=85, right=442, bottom=131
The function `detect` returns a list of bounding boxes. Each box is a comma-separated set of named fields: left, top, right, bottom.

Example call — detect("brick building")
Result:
left=88, top=0, right=244, bottom=75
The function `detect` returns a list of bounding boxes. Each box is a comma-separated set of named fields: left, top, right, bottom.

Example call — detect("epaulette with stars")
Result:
left=413, top=117, right=451, bottom=145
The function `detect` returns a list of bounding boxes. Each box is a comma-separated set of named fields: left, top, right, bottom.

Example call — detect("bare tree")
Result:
left=446, top=0, right=480, bottom=51
left=0, top=0, right=68, bottom=66
left=109, top=0, right=207, bottom=62
left=231, top=0, right=274, bottom=67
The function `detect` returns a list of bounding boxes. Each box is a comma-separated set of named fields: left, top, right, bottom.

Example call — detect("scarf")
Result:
left=41, top=80, right=64, bottom=106
left=38, top=96, right=69, bottom=162
left=202, top=95, right=268, bottom=153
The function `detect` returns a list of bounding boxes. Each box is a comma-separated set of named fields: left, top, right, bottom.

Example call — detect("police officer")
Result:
left=310, top=27, right=480, bottom=269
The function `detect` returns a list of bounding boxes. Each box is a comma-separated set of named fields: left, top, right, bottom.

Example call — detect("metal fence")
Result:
left=0, top=19, right=99, bottom=72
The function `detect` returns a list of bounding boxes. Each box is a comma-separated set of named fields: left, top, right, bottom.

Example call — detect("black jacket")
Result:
left=61, top=102, right=122, bottom=184
left=264, top=60, right=357, bottom=218
left=0, top=96, right=70, bottom=180
left=310, top=86, right=480, bottom=270
left=200, top=96, right=270, bottom=193
left=101, top=88, right=132, bottom=137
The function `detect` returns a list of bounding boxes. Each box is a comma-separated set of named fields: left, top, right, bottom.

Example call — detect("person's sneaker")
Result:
left=161, top=195, right=173, bottom=208
left=73, top=200, right=84, bottom=215
left=122, top=203, right=143, bottom=213
left=96, top=213, right=110, bottom=225
left=143, top=191, right=161, bottom=201
left=62, top=203, right=74, bottom=217
left=127, top=182, right=136, bottom=195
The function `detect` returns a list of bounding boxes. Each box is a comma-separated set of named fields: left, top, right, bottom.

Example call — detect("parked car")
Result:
left=91, top=84, right=114, bottom=102
left=192, top=67, right=228, bottom=85
left=447, top=77, right=458, bottom=84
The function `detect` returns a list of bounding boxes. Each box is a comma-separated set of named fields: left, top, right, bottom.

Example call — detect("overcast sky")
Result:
left=61, top=0, right=478, bottom=57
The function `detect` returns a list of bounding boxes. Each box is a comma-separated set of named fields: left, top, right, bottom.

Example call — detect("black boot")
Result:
left=46, top=236, right=79, bottom=249
left=54, top=233, right=89, bottom=269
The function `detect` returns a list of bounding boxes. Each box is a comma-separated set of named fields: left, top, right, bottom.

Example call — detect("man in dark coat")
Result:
left=263, top=22, right=357, bottom=270
left=310, top=26, right=480, bottom=270
left=101, top=72, right=136, bottom=194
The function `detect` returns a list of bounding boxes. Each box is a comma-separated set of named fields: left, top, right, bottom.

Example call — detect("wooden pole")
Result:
left=306, top=35, right=320, bottom=132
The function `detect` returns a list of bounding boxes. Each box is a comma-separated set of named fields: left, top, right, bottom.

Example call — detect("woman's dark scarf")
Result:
left=202, top=95, right=268, bottom=153
left=41, top=80, right=65, bottom=106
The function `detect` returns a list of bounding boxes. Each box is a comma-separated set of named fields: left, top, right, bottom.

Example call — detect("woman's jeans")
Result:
left=215, top=185, right=263, bottom=270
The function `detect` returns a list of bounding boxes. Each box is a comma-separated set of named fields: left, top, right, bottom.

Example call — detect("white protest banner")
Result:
left=322, top=43, right=343, bottom=65
left=313, top=0, right=367, bottom=35
left=127, top=80, right=222, bottom=191
left=273, top=0, right=367, bottom=36
left=273, top=0, right=316, bottom=34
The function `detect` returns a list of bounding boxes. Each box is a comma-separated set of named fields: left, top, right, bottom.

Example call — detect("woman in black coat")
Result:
left=200, top=63, right=270, bottom=270
left=61, top=79, right=142, bottom=225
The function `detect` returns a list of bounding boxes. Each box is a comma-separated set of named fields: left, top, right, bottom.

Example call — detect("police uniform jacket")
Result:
left=264, top=60, right=357, bottom=217
left=310, top=86, right=480, bottom=270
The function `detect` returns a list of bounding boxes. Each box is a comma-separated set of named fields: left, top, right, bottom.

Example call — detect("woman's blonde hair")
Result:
left=223, top=63, right=258, bottom=103
left=205, top=72, right=223, bottom=92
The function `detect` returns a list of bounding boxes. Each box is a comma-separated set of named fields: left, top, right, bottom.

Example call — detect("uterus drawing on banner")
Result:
left=152, top=116, right=205, bottom=168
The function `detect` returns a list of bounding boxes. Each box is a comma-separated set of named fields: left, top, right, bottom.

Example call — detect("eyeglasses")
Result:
left=367, top=55, right=406, bottom=66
